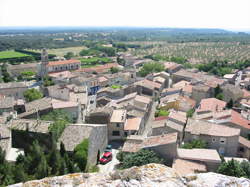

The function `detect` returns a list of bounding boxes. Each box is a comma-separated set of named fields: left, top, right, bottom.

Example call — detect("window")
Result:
left=116, top=123, right=120, bottom=127
left=112, top=131, right=120, bottom=136
left=220, top=138, right=226, bottom=144
left=239, top=147, right=244, bottom=152
left=124, top=132, right=128, bottom=136
left=212, top=138, right=216, bottom=143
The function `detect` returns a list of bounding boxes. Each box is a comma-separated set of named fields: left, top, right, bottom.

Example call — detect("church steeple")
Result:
left=40, top=48, right=48, bottom=78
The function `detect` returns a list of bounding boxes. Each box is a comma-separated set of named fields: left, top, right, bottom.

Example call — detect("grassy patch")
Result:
left=155, top=109, right=170, bottom=117
left=0, top=50, right=30, bottom=59
left=80, top=57, right=111, bottom=64
left=111, top=85, right=122, bottom=89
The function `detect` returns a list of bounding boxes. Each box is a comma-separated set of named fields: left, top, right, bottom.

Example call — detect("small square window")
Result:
left=212, top=138, right=216, bottom=142
left=116, top=123, right=120, bottom=127
left=112, top=131, right=120, bottom=136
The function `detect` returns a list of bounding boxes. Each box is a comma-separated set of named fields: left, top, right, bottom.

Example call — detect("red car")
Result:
left=99, top=151, right=112, bottom=164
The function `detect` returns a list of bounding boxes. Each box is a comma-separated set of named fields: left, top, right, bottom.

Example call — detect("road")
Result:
left=98, top=148, right=119, bottom=173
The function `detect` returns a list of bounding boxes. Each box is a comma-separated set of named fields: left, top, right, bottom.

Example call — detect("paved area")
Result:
left=98, top=141, right=123, bottom=173
left=98, top=148, right=119, bottom=173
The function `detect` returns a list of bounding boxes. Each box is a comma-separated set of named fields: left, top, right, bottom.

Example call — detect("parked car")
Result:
left=105, top=145, right=112, bottom=152
left=99, top=151, right=112, bottom=164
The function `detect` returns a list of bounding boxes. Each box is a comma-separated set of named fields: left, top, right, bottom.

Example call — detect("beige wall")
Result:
left=0, top=87, right=28, bottom=99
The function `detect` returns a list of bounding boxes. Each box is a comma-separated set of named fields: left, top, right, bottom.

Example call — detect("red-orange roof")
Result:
left=47, top=59, right=80, bottom=66
left=197, top=98, right=226, bottom=113
left=231, top=110, right=250, bottom=130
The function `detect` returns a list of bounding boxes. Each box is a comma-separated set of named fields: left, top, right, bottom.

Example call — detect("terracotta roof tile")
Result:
left=124, top=117, right=142, bottom=131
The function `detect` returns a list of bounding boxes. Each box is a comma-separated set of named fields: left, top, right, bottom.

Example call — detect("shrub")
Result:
left=121, top=149, right=163, bottom=169
left=73, top=139, right=89, bottom=171
left=217, top=159, right=247, bottom=178
left=181, top=139, right=207, bottom=149
left=139, top=62, right=165, bottom=77
left=24, top=88, right=43, bottom=102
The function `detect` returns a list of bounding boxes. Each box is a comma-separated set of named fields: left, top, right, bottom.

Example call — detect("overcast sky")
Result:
left=0, top=0, right=250, bottom=30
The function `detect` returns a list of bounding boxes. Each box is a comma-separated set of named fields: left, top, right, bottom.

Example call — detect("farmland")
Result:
left=80, top=57, right=112, bottom=67
left=0, top=50, right=30, bottom=60
left=129, top=41, right=250, bottom=64
left=31, top=46, right=86, bottom=57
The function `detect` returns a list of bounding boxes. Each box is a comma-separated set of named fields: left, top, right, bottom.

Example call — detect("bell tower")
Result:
left=40, top=48, right=48, bottom=78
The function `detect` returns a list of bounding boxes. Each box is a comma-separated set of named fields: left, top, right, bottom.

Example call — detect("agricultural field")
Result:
left=129, top=41, right=250, bottom=64
left=80, top=57, right=112, bottom=67
left=31, top=46, right=86, bottom=57
left=0, top=50, right=30, bottom=59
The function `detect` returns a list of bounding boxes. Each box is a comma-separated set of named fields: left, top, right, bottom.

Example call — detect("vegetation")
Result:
left=181, top=139, right=207, bottom=149
left=79, top=49, right=101, bottom=56
left=0, top=63, right=14, bottom=82
left=0, top=137, right=91, bottom=186
left=186, top=109, right=195, bottom=118
left=41, top=109, right=73, bottom=140
left=80, top=57, right=111, bottom=67
left=217, top=159, right=250, bottom=178
left=214, top=85, right=224, bottom=101
left=73, top=139, right=89, bottom=171
left=138, top=62, right=165, bottom=77
left=111, top=84, right=122, bottom=89
left=64, top=52, right=74, bottom=60
left=116, top=149, right=163, bottom=169
left=43, top=76, right=55, bottom=87
left=226, top=99, right=234, bottom=109
left=155, top=109, right=170, bottom=117
left=145, top=54, right=187, bottom=64
left=0, top=50, right=30, bottom=59
left=110, top=67, right=119, bottom=74
left=23, top=88, right=43, bottom=102
left=196, top=60, right=250, bottom=76
left=18, top=71, right=36, bottom=81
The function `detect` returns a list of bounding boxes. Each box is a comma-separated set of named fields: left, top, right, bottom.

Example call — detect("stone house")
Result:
left=191, top=84, right=213, bottom=104
left=0, top=82, right=28, bottom=99
left=164, top=62, right=183, bottom=74
left=108, top=109, right=127, bottom=140
left=222, top=84, right=244, bottom=102
left=0, top=124, right=12, bottom=160
left=152, top=110, right=186, bottom=141
left=184, top=119, right=240, bottom=157
left=59, top=123, right=108, bottom=165
left=48, top=71, right=77, bottom=84
left=134, top=79, right=163, bottom=97
left=46, top=59, right=81, bottom=73
left=210, top=110, right=250, bottom=139
left=176, top=148, right=221, bottom=172
left=0, top=96, right=15, bottom=115
left=122, top=132, right=178, bottom=165
left=238, top=136, right=250, bottom=160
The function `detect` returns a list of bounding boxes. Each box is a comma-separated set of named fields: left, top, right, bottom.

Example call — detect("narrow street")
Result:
left=143, top=101, right=157, bottom=137
left=98, top=149, right=119, bottom=173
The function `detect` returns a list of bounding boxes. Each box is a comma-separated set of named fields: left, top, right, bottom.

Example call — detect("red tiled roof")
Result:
left=231, top=110, right=250, bottom=130
left=47, top=59, right=80, bottom=66
left=197, top=98, right=226, bottom=113
left=243, top=89, right=250, bottom=98
left=154, top=116, right=168, bottom=121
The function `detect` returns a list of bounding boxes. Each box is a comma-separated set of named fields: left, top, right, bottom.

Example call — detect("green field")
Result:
left=0, top=50, right=30, bottom=59
left=80, top=57, right=111, bottom=64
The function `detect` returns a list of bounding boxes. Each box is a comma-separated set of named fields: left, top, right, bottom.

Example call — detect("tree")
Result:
left=110, top=67, right=119, bottom=74
left=43, top=76, right=54, bottom=87
left=73, top=139, right=89, bottom=171
left=64, top=52, right=74, bottom=60
left=139, top=62, right=165, bottom=77
left=60, top=142, right=66, bottom=157
left=35, top=154, right=49, bottom=179
left=226, top=99, right=234, bottom=109
left=121, top=149, right=163, bottom=169
left=214, top=85, right=223, bottom=97
left=23, top=88, right=43, bottom=102
left=216, top=93, right=224, bottom=101
left=186, top=109, right=195, bottom=118
left=217, top=159, right=246, bottom=178
left=240, top=160, right=250, bottom=178
left=181, top=139, right=207, bottom=149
